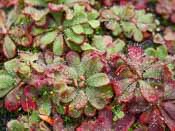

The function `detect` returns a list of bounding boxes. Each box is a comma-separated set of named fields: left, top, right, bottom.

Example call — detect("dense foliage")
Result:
left=0, top=0, right=175, bottom=130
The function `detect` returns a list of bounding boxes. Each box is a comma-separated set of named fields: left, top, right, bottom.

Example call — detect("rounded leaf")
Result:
left=88, top=20, right=100, bottom=29
left=156, top=45, right=167, bottom=60
left=40, top=31, right=57, bottom=46
left=133, top=27, right=143, bottom=42
left=23, top=7, right=49, bottom=21
left=86, top=87, right=106, bottom=110
left=0, top=72, right=16, bottom=98
left=3, top=36, right=16, bottom=59
left=53, top=34, right=64, bottom=56
left=64, top=29, right=84, bottom=45
left=66, top=51, right=80, bottom=67
left=84, top=103, right=96, bottom=117
left=38, top=100, right=51, bottom=116
left=72, top=24, right=84, bottom=34
left=7, top=120, right=25, bottom=131
left=139, top=80, right=158, bottom=102
left=86, top=73, right=110, bottom=87
left=71, top=90, right=88, bottom=110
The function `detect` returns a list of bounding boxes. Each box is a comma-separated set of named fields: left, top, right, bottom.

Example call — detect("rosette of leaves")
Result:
left=128, top=64, right=175, bottom=131
left=0, top=6, right=36, bottom=59
left=0, top=9, right=17, bottom=59
left=48, top=3, right=100, bottom=52
left=106, top=46, right=175, bottom=130
left=110, top=46, right=165, bottom=103
left=53, top=51, right=113, bottom=118
left=100, top=4, right=156, bottom=42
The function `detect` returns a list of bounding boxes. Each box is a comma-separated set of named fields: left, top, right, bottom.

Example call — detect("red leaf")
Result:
left=23, top=86, right=36, bottom=98
left=115, top=64, right=127, bottom=76
left=139, top=111, right=151, bottom=124
left=76, top=121, right=95, bottom=131
left=119, top=0, right=128, bottom=5
left=162, top=102, right=175, bottom=121
left=139, top=80, right=158, bottom=103
left=96, top=109, right=113, bottom=130
left=114, top=114, right=135, bottom=131
left=53, top=115, right=64, bottom=131
left=5, top=88, right=21, bottom=112
left=160, top=107, right=175, bottom=131
left=112, top=81, right=122, bottom=96
left=148, top=109, right=164, bottom=131
left=102, top=0, right=115, bottom=7
left=21, top=97, right=37, bottom=112
left=0, top=0, right=18, bottom=7
left=77, top=109, right=112, bottom=131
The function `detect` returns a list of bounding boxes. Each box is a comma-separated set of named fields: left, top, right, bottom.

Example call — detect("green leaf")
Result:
left=18, top=63, right=31, bottom=78
left=60, top=66, right=78, bottom=79
left=86, top=73, right=110, bottom=87
left=56, top=105, right=65, bottom=115
left=4, top=59, right=18, bottom=74
left=72, top=24, right=84, bottom=34
left=112, top=22, right=122, bottom=36
left=92, top=35, right=106, bottom=51
left=0, top=72, right=16, bottom=98
left=64, top=29, right=84, bottom=44
left=113, top=111, right=125, bottom=121
left=87, top=10, right=99, bottom=20
left=6, top=8, right=18, bottom=28
left=145, top=48, right=156, bottom=57
left=133, top=27, right=143, bottom=42
left=143, top=66, right=162, bottom=80
left=3, top=36, right=16, bottom=59
left=107, top=39, right=125, bottom=56
left=30, top=111, right=40, bottom=123
left=7, top=120, right=25, bottom=131
left=73, top=5, right=85, bottom=14
left=68, top=108, right=82, bottom=118
left=156, top=46, right=167, bottom=60
left=121, top=22, right=135, bottom=38
left=70, top=90, right=88, bottom=109
left=56, top=84, right=76, bottom=103
left=88, top=20, right=100, bottom=29
left=38, top=101, right=51, bottom=116
left=40, top=31, right=57, bottom=46
left=111, top=6, right=124, bottom=17
left=136, top=11, right=154, bottom=24
left=86, top=87, right=106, bottom=110
left=81, top=43, right=97, bottom=51
left=112, top=105, right=125, bottom=121
left=84, top=103, right=96, bottom=117
left=66, top=40, right=81, bottom=52
left=53, top=34, right=64, bottom=56
left=83, top=56, right=104, bottom=77
left=82, top=24, right=94, bottom=35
